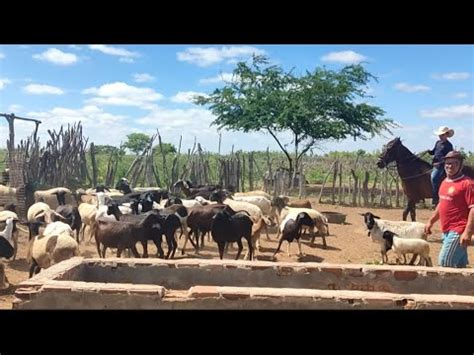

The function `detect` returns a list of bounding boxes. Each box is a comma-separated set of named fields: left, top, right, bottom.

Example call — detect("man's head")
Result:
left=443, top=150, right=464, bottom=178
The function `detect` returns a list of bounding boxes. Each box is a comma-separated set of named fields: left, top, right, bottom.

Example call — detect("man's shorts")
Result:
left=438, top=231, right=469, bottom=268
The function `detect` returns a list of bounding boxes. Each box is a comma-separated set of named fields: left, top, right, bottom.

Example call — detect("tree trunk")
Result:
left=362, top=170, right=370, bottom=207
left=90, top=142, right=97, bottom=187
left=331, top=161, right=338, bottom=205
left=318, top=161, right=336, bottom=203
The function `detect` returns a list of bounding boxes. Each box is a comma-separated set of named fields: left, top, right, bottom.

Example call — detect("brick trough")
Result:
left=12, top=257, right=474, bottom=309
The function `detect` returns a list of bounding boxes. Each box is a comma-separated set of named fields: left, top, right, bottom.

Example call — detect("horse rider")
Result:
left=425, top=126, right=454, bottom=208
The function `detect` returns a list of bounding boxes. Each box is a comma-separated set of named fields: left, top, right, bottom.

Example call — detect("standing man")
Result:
left=425, top=151, right=474, bottom=267
left=427, top=126, right=454, bottom=208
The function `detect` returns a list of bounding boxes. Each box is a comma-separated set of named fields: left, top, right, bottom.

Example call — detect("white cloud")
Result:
left=452, top=92, right=468, bottom=99
left=0, top=78, right=11, bottom=90
left=321, top=50, right=367, bottom=64
left=82, top=82, right=163, bottom=109
left=33, top=48, right=78, bottom=65
left=133, top=73, right=155, bottom=83
left=7, top=104, right=23, bottom=113
left=119, top=57, right=135, bottom=63
left=432, top=72, right=471, bottom=80
left=420, top=104, right=474, bottom=119
left=177, top=46, right=266, bottom=67
left=23, top=84, right=64, bottom=95
left=199, top=72, right=240, bottom=85
left=89, top=45, right=139, bottom=62
left=170, top=91, right=208, bottom=104
left=0, top=53, right=4, bottom=59
left=20, top=106, right=129, bottom=146
left=394, top=82, right=431, bottom=93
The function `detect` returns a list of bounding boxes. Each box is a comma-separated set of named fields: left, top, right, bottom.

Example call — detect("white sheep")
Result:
left=29, top=231, right=79, bottom=277
left=360, top=212, right=427, bottom=264
left=382, top=230, right=432, bottom=266
left=234, top=190, right=272, bottom=199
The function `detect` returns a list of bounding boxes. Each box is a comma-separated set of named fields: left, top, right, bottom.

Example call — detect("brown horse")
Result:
left=377, top=137, right=474, bottom=221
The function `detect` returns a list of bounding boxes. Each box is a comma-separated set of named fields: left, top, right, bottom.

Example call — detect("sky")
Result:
left=0, top=45, right=472, bottom=154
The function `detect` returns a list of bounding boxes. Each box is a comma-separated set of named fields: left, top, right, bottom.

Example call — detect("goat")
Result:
left=360, top=212, right=427, bottom=264
left=382, top=230, right=432, bottom=266
left=273, top=212, right=314, bottom=259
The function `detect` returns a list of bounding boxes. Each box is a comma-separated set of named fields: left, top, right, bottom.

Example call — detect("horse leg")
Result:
left=402, top=202, right=410, bottom=221
left=409, top=203, right=416, bottom=222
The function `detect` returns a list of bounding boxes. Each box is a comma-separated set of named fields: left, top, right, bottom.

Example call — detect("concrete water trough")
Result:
left=12, top=257, right=474, bottom=309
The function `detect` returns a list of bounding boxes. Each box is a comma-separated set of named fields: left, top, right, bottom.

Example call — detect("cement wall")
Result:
left=12, top=257, right=474, bottom=309
left=80, top=258, right=474, bottom=296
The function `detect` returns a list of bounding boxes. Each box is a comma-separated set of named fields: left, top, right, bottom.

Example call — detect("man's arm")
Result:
left=460, top=208, right=474, bottom=247
left=425, top=205, right=440, bottom=235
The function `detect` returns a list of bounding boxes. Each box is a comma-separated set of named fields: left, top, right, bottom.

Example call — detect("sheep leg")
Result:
left=217, top=242, right=225, bottom=260
left=408, top=254, right=418, bottom=265
left=287, top=242, right=291, bottom=257
left=101, top=245, right=107, bottom=258
left=426, top=256, right=433, bottom=267
left=297, top=238, right=304, bottom=257
left=181, top=228, right=194, bottom=254
left=273, top=238, right=285, bottom=258
left=245, top=236, right=253, bottom=261
left=152, top=236, right=165, bottom=258
left=264, top=224, right=271, bottom=240
left=117, top=247, right=123, bottom=258
left=234, top=239, right=243, bottom=260
left=130, top=245, right=140, bottom=258
left=310, top=226, right=317, bottom=245
left=95, top=237, right=102, bottom=258
left=29, top=258, right=39, bottom=278
left=12, top=231, right=18, bottom=261
left=141, top=241, right=149, bottom=258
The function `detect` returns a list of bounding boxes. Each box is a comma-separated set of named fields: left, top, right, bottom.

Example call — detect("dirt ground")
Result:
left=1, top=199, right=472, bottom=309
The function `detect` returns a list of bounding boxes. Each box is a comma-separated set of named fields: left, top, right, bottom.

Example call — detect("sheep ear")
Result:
left=373, top=215, right=381, bottom=219
left=359, top=213, right=366, bottom=217
left=35, top=211, right=46, bottom=219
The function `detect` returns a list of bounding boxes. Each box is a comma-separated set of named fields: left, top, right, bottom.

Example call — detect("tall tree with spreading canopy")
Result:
left=124, top=133, right=151, bottom=155
left=195, top=55, right=396, bottom=186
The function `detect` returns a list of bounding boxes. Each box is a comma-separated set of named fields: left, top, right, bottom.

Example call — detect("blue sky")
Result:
left=0, top=45, right=472, bottom=154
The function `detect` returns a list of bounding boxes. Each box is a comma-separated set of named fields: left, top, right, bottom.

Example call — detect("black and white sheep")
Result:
left=273, top=212, right=314, bottom=259
left=382, top=230, right=432, bottom=266
left=360, top=212, right=427, bottom=264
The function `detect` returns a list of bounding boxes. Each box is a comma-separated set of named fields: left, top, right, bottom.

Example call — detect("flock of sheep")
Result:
left=0, top=177, right=434, bottom=283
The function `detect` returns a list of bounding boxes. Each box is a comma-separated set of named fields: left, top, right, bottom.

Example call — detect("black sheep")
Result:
left=211, top=208, right=253, bottom=260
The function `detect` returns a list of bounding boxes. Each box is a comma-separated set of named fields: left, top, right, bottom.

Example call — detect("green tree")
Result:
left=94, top=145, right=120, bottom=155
left=124, top=133, right=151, bottom=155
left=152, top=143, right=177, bottom=155
left=195, top=55, right=396, bottom=185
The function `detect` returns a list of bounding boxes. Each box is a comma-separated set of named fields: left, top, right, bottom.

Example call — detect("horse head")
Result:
left=377, top=137, right=401, bottom=168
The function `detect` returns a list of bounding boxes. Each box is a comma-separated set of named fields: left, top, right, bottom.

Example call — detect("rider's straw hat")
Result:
left=434, top=126, right=454, bottom=137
